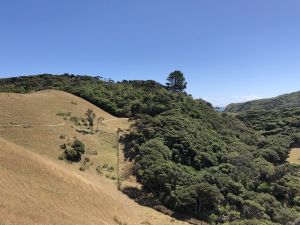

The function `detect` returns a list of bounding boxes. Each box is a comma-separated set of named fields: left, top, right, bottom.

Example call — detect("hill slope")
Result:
left=225, top=91, right=300, bottom=113
left=0, top=90, right=127, bottom=170
left=0, top=137, right=187, bottom=225
left=0, top=90, right=187, bottom=225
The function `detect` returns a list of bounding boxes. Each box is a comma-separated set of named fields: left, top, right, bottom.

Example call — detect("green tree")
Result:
left=172, top=183, right=224, bottom=219
left=86, top=109, right=96, bottom=131
left=65, top=139, right=85, bottom=162
left=166, top=70, right=187, bottom=92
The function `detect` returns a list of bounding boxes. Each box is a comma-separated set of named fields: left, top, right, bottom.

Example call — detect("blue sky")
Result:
left=1, top=0, right=300, bottom=106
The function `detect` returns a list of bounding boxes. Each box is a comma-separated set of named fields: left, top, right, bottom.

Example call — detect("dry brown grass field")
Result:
left=289, top=148, right=300, bottom=165
left=0, top=90, right=188, bottom=225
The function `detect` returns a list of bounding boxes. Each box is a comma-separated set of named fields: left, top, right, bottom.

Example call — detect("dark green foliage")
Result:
left=236, top=109, right=300, bottom=165
left=65, top=139, right=85, bottom=162
left=223, top=219, right=280, bottom=225
left=0, top=74, right=299, bottom=224
left=127, top=105, right=299, bottom=223
left=225, top=91, right=300, bottom=113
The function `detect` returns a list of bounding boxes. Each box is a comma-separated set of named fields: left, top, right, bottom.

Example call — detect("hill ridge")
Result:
left=225, top=90, right=300, bottom=112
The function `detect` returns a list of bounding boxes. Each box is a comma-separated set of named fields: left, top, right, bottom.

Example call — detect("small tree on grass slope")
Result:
left=86, top=109, right=96, bottom=132
left=65, top=139, right=85, bottom=162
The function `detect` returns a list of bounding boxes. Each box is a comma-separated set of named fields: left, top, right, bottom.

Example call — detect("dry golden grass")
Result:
left=0, top=90, right=127, bottom=175
left=289, top=148, right=300, bottom=165
left=0, top=137, right=189, bottom=225
left=0, top=90, right=188, bottom=225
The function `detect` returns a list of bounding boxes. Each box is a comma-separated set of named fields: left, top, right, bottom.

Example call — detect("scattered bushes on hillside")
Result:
left=70, top=116, right=88, bottom=126
left=59, top=139, right=85, bottom=162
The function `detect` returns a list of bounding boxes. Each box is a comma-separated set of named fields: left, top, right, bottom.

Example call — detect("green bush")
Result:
left=64, top=139, right=85, bottom=162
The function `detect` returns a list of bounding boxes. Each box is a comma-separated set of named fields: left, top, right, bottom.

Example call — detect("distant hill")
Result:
left=225, top=91, right=300, bottom=113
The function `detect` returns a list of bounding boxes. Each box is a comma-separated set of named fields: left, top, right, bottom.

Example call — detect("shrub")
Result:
left=70, top=116, right=86, bottom=126
left=102, top=163, right=109, bottom=169
left=56, top=112, right=71, bottom=116
left=64, top=139, right=85, bottom=162
left=108, top=166, right=115, bottom=172
left=96, top=165, right=103, bottom=175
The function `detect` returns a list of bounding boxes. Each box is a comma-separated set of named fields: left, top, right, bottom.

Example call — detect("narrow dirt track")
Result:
left=0, top=118, right=127, bottom=127
left=0, top=122, right=66, bottom=127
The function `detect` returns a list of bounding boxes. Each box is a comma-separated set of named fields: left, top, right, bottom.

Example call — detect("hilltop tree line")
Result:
left=0, top=73, right=299, bottom=224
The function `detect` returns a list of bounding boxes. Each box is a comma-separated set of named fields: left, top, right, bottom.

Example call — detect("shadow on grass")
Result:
left=119, top=133, right=138, bottom=161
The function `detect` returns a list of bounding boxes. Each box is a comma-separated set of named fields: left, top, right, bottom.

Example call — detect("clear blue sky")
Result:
left=1, top=0, right=300, bottom=106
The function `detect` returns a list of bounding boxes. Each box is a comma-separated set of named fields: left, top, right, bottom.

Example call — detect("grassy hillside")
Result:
left=225, top=91, right=300, bottom=113
left=0, top=74, right=299, bottom=224
left=0, top=137, right=189, bottom=225
left=0, top=90, right=127, bottom=174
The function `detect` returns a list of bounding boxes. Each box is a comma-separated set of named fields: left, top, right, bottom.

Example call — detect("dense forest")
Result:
left=225, top=91, right=300, bottom=113
left=0, top=74, right=299, bottom=225
left=236, top=108, right=300, bottom=138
